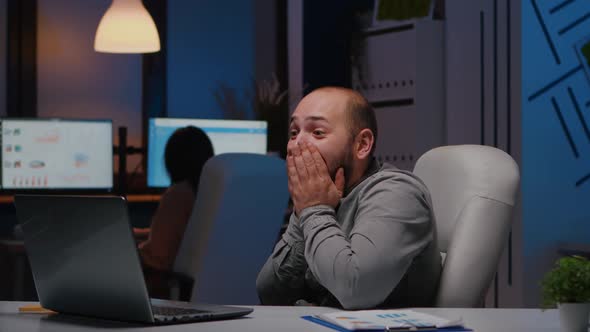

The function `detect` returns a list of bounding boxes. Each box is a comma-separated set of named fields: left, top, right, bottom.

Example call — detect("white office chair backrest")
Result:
left=173, top=153, right=289, bottom=305
left=413, top=145, right=519, bottom=307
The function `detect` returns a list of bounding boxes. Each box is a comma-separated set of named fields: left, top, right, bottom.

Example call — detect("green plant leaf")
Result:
left=541, top=256, right=590, bottom=308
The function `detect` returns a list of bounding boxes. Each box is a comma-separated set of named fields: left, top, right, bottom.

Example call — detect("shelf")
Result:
left=126, top=194, right=162, bottom=203
left=0, top=194, right=162, bottom=204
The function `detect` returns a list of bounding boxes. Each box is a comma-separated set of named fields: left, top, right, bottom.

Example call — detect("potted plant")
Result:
left=541, top=255, right=590, bottom=332
left=249, top=74, right=289, bottom=158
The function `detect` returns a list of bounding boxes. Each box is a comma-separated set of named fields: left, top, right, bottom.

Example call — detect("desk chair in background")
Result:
left=173, top=153, right=289, bottom=305
left=413, top=145, right=520, bottom=307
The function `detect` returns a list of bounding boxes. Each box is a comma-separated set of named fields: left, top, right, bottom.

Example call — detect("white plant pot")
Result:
left=558, top=303, right=590, bottom=332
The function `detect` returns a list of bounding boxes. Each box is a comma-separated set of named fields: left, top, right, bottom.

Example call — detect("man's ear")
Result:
left=355, top=128, right=375, bottom=160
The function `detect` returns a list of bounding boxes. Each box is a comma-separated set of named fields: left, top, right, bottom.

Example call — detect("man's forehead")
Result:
left=292, top=95, right=348, bottom=123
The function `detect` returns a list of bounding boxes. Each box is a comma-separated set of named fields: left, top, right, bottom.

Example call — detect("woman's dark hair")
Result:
left=164, top=126, right=214, bottom=192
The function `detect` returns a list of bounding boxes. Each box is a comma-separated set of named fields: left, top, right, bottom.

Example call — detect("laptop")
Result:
left=14, top=194, right=253, bottom=324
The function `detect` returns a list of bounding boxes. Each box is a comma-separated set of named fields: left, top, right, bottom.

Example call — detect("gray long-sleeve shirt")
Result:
left=256, top=161, right=441, bottom=309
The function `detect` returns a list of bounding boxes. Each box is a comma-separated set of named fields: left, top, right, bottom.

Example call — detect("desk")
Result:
left=0, top=302, right=562, bottom=332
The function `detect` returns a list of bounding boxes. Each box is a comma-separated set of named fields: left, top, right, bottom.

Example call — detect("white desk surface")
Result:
left=0, top=301, right=562, bottom=332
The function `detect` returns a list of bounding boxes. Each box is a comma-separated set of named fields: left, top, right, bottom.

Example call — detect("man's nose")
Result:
left=287, top=135, right=308, bottom=155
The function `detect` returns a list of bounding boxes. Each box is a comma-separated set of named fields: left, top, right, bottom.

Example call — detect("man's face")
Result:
left=288, top=90, right=355, bottom=179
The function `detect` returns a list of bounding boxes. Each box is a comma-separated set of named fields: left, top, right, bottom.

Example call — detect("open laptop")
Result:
left=14, top=195, right=253, bottom=324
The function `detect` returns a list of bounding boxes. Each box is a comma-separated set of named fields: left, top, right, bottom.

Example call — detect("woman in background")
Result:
left=137, top=126, right=214, bottom=275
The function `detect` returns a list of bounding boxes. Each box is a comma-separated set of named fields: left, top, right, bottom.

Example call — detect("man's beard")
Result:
left=329, top=147, right=355, bottom=188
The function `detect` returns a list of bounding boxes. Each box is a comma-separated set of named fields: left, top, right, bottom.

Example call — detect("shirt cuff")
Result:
left=281, top=214, right=304, bottom=246
left=299, top=205, right=336, bottom=235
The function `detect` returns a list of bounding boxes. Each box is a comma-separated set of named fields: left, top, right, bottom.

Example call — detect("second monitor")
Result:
left=0, top=118, right=113, bottom=191
left=147, top=118, right=267, bottom=187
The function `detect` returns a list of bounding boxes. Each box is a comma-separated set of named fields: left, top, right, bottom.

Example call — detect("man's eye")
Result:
left=290, top=130, right=298, bottom=138
left=313, top=130, right=325, bottom=136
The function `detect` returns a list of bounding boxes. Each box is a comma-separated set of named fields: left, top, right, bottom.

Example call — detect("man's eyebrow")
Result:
left=290, top=116, right=329, bottom=124
left=305, top=116, right=328, bottom=123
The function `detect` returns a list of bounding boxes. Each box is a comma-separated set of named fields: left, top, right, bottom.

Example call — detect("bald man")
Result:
left=256, top=87, right=441, bottom=309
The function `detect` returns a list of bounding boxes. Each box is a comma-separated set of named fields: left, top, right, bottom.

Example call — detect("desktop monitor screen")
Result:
left=147, top=117, right=267, bottom=187
left=0, top=119, right=113, bottom=190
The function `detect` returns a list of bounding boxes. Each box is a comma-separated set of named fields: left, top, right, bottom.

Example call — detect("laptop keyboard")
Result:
left=152, top=305, right=207, bottom=317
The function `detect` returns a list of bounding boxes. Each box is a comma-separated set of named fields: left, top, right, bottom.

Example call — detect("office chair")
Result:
left=413, top=145, right=520, bottom=307
left=173, top=153, right=289, bottom=305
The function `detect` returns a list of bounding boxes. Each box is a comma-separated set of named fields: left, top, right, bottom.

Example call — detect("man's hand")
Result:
left=287, top=142, right=345, bottom=216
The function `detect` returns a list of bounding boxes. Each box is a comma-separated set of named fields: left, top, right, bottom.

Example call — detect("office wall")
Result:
left=288, top=0, right=303, bottom=114
left=167, top=0, right=256, bottom=120
left=254, top=0, right=277, bottom=85
left=521, top=0, right=590, bottom=307
left=0, top=0, right=6, bottom=117
left=445, top=0, right=522, bottom=307
left=36, top=0, right=143, bottom=172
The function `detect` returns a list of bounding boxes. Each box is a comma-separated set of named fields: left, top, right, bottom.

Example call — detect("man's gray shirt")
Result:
left=256, top=161, right=442, bottom=309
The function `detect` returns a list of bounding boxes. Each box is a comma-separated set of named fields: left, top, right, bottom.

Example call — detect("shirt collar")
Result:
left=343, top=157, right=380, bottom=196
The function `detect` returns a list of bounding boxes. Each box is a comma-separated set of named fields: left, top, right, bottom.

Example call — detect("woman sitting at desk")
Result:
left=136, top=126, right=214, bottom=273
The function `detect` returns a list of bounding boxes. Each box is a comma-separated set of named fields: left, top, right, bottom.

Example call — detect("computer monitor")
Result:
left=0, top=118, right=113, bottom=190
left=147, top=117, right=267, bottom=187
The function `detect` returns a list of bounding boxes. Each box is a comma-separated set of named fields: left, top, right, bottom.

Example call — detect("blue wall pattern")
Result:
left=522, top=0, right=590, bottom=300
left=167, top=0, right=255, bottom=120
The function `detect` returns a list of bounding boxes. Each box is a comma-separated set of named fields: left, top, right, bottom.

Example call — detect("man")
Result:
left=256, top=87, right=441, bottom=309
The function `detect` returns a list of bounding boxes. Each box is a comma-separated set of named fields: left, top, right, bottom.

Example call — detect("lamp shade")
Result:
left=94, top=0, right=160, bottom=53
